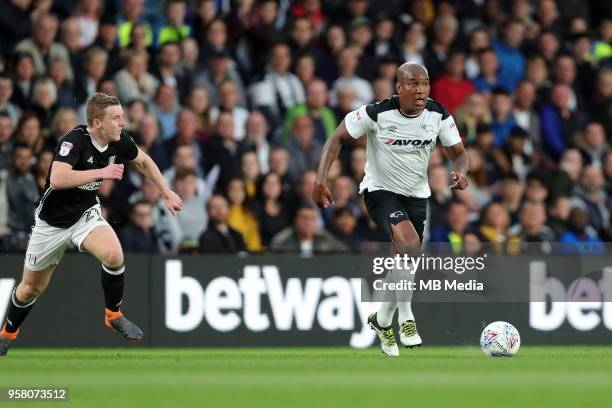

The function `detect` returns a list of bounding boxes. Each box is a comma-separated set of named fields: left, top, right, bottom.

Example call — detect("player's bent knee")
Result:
left=17, top=282, right=43, bottom=303
left=100, top=249, right=124, bottom=268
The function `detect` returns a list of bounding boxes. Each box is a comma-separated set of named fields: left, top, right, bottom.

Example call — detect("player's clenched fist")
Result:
left=312, top=182, right=334, bottom=208
left=449, top=171, right=469, bottom=190
left=163, top=190, right=183, bottom=215
left=100, top=164, right=124, bottom=180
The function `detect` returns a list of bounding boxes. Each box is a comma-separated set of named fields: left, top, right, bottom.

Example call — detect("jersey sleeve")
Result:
left=438, top=114, right=462, bottom=147
left=53, top=132, right=82, bottom=167
left=117, top=131, right=139, bottom=161
left=344, top=105, right=376, bottom=139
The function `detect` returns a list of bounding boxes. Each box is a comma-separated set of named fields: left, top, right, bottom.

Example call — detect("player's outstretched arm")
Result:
left=50, top=161, right=124, bottom=190
left=313, top=120, right=354, bottom=208
left=446, top=142, right=470, bottom=190
left=130, top=148, right=183, bottom=215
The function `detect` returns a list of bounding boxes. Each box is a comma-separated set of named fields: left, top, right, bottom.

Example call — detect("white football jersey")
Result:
left=344, top=96, right=461, bottom=198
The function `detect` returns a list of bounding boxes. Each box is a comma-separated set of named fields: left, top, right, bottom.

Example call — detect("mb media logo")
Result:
left=384, top=138, right=433, bottom=148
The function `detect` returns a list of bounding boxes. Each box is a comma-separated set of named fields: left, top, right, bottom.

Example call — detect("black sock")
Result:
left=101, top=263, right=125, bottom=312
left=3, top=288, right=36, bottom=333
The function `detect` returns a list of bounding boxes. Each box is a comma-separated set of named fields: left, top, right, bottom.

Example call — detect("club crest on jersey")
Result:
left=389, top=211, right=404, bottom=219
left=384, top=138, right=433, bottom=148
left=59, top=141, right=73, bottom=156
left=108, top=155, right=117, bottom=164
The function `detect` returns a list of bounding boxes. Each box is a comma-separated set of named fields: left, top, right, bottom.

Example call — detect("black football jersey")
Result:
left=36, top=125, right=138, bottom=228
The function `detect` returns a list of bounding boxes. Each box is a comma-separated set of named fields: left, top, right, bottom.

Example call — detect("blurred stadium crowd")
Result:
left=0, top=0, right=610, bottom=255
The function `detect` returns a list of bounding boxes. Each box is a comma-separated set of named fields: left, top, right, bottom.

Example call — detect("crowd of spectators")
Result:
left=0, top=0, right=611, bottom=256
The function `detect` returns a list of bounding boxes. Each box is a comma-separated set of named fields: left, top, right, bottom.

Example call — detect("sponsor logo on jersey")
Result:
left=384, top=138, right=433, bottom=148
left=388, top=126, right=397, bottom=133
left=59, top=142, right=73, bottom=157
left=78, top=181, right=103, bottom=191
left=389, top=211, right=404, bottom=219
left=87, top=156, right=94, bottom=164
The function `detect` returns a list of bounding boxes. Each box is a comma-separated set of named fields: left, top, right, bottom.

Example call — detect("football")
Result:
left=480, top=321, right=521, bottom=357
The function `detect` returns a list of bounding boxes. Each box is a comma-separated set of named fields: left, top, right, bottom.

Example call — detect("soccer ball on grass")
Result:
left=480, top=321, right=520, bottom=357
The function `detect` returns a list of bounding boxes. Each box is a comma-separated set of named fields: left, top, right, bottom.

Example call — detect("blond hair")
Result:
left=86, top=92, right=120, bottom=127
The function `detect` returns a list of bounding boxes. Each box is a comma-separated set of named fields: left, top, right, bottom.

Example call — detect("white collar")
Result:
left=87, top=127, right=109, bottom=152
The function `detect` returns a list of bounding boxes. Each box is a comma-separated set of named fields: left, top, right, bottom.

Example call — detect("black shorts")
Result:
left=363, top=189, right=427, bottom=243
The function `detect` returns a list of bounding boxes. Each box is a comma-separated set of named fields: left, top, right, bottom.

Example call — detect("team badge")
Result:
left=59, top=142, right=73, bottom=157
left=108, top=155, right=116, bottom=164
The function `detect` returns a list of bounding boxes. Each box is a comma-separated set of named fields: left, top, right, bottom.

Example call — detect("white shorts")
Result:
left=24, top=204, right=110, bottom=272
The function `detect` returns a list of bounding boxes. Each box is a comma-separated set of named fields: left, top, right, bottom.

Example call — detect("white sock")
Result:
left=376, top=301, right=396, bottom=328
left=394, top=263, right=415, bottom=324
left=397, top=301, right=414, bottom=323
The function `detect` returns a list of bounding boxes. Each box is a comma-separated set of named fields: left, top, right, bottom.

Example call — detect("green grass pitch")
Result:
left=0, top=346, right=610, bottom=407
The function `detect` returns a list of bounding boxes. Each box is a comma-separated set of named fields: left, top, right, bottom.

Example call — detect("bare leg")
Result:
left=81, top=225, right=124, bottom=268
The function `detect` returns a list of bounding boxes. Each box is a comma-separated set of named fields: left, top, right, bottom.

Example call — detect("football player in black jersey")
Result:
left=0, top=93, right=183, bottom=356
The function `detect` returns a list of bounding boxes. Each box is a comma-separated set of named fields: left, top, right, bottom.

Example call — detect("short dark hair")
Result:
left=291, top=15, right=312, bottom=28
left=476, top=47, right=496, bottom=58
left=509, top=126, right=528, bottom=139
left=99, top=13, right=118, bottom=26
left=554, top=52, right=574, bottom=63
left=131, top=199, right=152, bottom=213
left=270, top=41, right=289, bottom=52
left=378, top=53, right=400, bottom=65
left=476, top=123, right=493, bottom=134
left=502, top=173, right=520, bottom=183
left=0, top=71, right=11, bottom=82
left=296, top=204, right=317, bottom=215
left=526, top=171, right=547, bottom=186
left=166, top=0, right=186, bottom=6
left=333, top=207, right=354, bottom=219
left=174, top=166, right=197, bottom=181
left=447, top=49, right=465, bottom=60
left=206, top=194, right=228, bottom=212
left=12, top=142, right=31, bottom=155
left=492, top=86, right=510, bottom=97
left=504, top=17, right=524, bottom=30
left=571, top=32, right=591, bottom=43
left=127, top=98, right=147, bottom=110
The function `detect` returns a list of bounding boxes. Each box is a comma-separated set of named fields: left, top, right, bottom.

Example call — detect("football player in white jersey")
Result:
left=313, top=63, right=469, bottom=356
